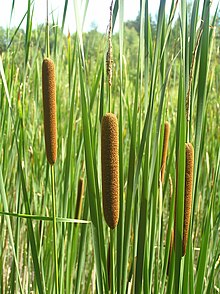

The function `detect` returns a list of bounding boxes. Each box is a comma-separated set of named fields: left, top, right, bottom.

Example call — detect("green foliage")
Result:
left=0, top=27, right=7, bottom=53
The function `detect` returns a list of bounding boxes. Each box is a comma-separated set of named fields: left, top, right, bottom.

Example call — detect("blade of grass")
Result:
left=0, top=167, right=24, bottom=294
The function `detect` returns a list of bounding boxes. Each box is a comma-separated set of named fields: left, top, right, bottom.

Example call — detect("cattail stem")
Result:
left=110, top=230, right=115, bottom=294
left=51, top=165, right=59, bottom=293
left=42, top=53, right=58, bottom=292
left=101, top=113, right=119, bottom=292
left=182, top=143, right=194, bottom=256
left=160, top=121, right=170, bottom=184
left=107, top=242, right=111, bottom=289
left=108, top=86, right=111, bottom=113
left=107, top=1, right=113, bottom=112
left=46, top=0, right=50, bottom=58
left=167, top=229, right=174, bottom=275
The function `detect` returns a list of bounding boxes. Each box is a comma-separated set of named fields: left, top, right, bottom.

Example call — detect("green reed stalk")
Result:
left=51, top=165, right=59, bottom=293
left=110, top=230, right=115, bottom=294
left=46, top=0, right=50, bottom=58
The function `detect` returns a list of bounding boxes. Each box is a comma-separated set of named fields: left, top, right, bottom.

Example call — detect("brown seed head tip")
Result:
left=42, top=58, right=57, bottom=165
left=160, top=121, right=170, bottom=184
left=101, top=113, right=119, bottom=229
left=182, top=142, right=194, bottom=256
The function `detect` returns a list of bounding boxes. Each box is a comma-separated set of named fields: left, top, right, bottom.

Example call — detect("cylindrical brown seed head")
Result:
left=101, top=113, right=119, bottom=229
left=167, top=229, right=174, bottom=275
left=42, top=58, right=57, bottom=165
left=75, top=177, right=84, bottom=220
left=182, top=143, right=194, bottom=256
left=160, top=121, right=170, bottom=184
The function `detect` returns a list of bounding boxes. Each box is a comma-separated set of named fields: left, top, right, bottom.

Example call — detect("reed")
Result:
left=42, top=58, right=57, bottom=165
left=42, top=57, right=59, bottom=293
left=160, top=121, right=170, bottom=184
left=182, top=143, right=194, bottom=256
left=101, top=113, right=119, bottom=229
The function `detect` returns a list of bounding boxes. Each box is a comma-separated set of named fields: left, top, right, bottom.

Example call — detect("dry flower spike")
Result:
left=101, top=113, right=119, bottom=229
left=42, top=58, right=57, bottom=165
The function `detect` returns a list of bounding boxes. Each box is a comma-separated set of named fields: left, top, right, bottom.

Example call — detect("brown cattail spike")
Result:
left=75, top=177, right=84, bottom=220
left=101, top=113, right=119, bottom=229
left=160, top=121, right=170, bottom=184
left=182, top=143, right=194, bottom=256
left=42, top=58, right=57, bottom=165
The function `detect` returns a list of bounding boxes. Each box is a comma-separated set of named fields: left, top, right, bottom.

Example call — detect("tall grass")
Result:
left=0, top=0, right=219, bottom=293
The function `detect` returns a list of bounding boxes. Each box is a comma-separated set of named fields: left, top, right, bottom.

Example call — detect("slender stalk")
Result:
left=46, top=0, right=50, bottom=58
left=107, top=0, right=113, bottom=112
left=110, top=229, right=115, bottom=294
left=109, top=86, right=111, bottom=113
left=51, top=165, right=59, bottom=294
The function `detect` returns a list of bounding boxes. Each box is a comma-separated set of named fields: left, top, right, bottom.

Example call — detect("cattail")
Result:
left=160, top=121, right=170, bottom=184
left=42, top=58, right=57, bottom=165
left=167, top=229, right=174, bottom=275
left=182, top=143, right=194, bottom=256
left=75, top=177, right=84, bottom=220
left=101, top=113, right=119, bottom=229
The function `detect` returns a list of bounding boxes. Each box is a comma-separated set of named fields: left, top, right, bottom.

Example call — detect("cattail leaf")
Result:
left=174, top=67, right=186, bottom=293
left=75, top=195, right=90, bottom=294
left=0, top=56, right=11, bottom=109
left=79, top=54, right=106, bottom=293
left=61, top=0, right=69, bottom=31
left=195, top=148, right=220, bottom=293
left=112, top=0, right=119, bottom=31
left=0, top=167, right=24, bottom=293
left=193, top=0, right=210, bottom=214
left=19, top=161, right=45, bottom=294
left=117, top=0, right=125, bottom=289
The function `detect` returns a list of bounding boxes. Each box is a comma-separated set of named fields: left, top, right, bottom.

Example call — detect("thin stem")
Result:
left=109, top=86, right=111, bottom=113
left=51, top=165, right=59, bottom=293
left=110, top=229, right=115, bottom=294
left=187, top=120, right=190, bottom=143
left=46, top=0, right=50, bottom=58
